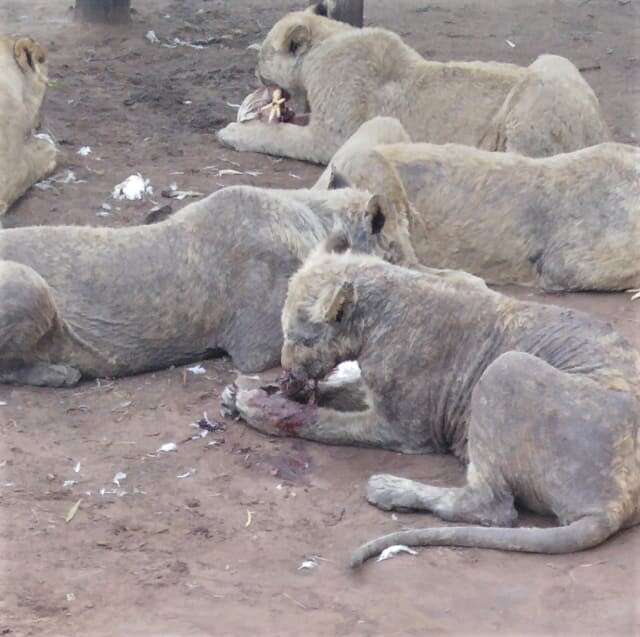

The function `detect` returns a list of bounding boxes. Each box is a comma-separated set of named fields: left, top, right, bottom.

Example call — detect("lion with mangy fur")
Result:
left=315, top=117, right=639, bottom=294
left=0, top=181, right=417, bottom=387
left=224, top=243, right=640, bottom=564
left=218, top=7, right=609, bottom=164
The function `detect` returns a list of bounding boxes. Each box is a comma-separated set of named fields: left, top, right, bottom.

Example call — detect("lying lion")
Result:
left=315, top=117, right=640, bottom=293
left=0, top=36, right=58, bottom=217
left=223, top=241, right=640, bottom=562
left=0, top=182, right=418, bottom=386
left=217, top=7, right=609, bottom=163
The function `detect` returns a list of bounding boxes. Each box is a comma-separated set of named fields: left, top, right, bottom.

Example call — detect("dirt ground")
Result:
left=1, top=0, right=639, bottom=635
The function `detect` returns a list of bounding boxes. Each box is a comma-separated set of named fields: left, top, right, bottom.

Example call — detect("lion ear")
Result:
left=309, top=1, right=329, bottom=16
left=365, top=195, right=386, bottom=235
left=320, top=280, right=355, bottom=323
left=284, top=23, right=312, bottom=56
left=14, top=38, right=36, bottom=73
left=13, top=38, right=46, bottom=75
left=323, top=231, right=351, bottom=254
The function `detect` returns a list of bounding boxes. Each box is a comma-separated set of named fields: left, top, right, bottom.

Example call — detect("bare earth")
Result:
left=1, top=1, right=639, bottom=635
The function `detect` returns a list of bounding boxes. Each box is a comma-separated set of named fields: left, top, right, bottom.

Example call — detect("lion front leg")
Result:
left=216, top=120, right=339, bottom=164
left=221, top=375, right=399, bottom=448
left=27, top=135, right=59, bottom=181
left=0, top=135, right=58, bottom=215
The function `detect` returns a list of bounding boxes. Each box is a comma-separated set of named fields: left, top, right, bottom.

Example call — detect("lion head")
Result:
left=256, top=10, right=352, bottom=93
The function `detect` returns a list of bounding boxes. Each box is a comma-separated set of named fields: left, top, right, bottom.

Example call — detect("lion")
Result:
left=0, top=181, right=421, bottom=387
left=216, top=8, right=609, bottom=164
left=314, top=117, right=640, bottom=294
left=223, top=240, right=640, bottom=563
left=0, top=36, right=58, bottom=217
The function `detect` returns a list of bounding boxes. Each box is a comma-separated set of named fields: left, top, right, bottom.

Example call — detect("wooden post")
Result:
left=308, top=0, right=364, bottom=27
left=75, top=0, right=131, bottom=24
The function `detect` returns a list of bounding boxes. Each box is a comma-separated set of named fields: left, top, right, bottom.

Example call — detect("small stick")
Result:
left=282, top=592, right=307, bottom=610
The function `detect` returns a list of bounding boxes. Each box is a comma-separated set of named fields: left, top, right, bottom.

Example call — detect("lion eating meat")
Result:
left=314, top=117, right=640, bottom=294
left=0, top=36, right=58, bottom=218
left=217, top=7, right=609, bottom=164
left=0, top=181, right=420, bottom=386
left=223, top=241, right=640, bottom=563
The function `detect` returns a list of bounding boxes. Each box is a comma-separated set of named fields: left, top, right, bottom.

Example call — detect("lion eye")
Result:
left=289, top=40, right=300, bottom=55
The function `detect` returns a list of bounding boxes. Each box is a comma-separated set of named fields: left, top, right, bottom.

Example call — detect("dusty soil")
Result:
left=1, top=0, right=639, bottom=635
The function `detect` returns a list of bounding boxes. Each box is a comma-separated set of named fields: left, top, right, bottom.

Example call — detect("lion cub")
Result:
left=218, top=7, right=608, bottom=163
left=224, top=239, right=640, bottom=563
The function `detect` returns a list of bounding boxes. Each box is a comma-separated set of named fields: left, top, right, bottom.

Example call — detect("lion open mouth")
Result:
left=278, top=362, right=362, bottom=404
left=278, top=369, right=318, bottom=404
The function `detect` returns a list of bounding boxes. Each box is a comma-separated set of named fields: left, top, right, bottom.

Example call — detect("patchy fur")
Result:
left=217, top=12, right=608, bottom=163
left=0, top=185, right=407, bottom=386
left=225, top=247, right=640, bottom=561
left=317, top=117, right=640, bottom=293
left=0, top=36, right=58, bottom=217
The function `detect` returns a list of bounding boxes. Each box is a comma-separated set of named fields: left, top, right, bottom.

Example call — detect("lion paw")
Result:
left=216, top=123, right=246, bottom=150
left=220, top=383, right=239, bottom=419
left=221, top=375, right=266, bottom=420
left=366, top=473, right=412, bottom=511
left=0, top=363, right=81, bottom=388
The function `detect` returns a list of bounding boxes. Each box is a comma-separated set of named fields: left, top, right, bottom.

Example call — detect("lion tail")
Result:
left=350, top=515, right=616, bottom=568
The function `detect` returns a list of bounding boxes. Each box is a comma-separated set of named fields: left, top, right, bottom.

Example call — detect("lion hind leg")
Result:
left=0, top=363, right=80, bottom=387
left=366, top=473, right=517, bottom=527
left=0, top=260, right=79, bottom=386
left=498, top=56, right=609, bottom=157
left=0, top=261, right=58, bottom=354
left=353, top=350, right=635, bottom=566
